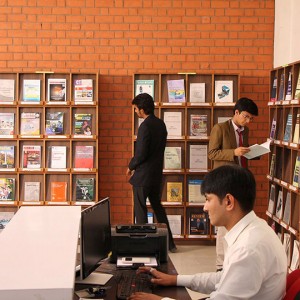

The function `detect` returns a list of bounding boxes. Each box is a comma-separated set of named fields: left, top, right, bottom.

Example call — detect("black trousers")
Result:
left=133, top=185, right=176, bottom=250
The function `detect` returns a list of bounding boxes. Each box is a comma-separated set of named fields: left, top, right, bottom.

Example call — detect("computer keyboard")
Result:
left=116, top=271, right=153, bottom=299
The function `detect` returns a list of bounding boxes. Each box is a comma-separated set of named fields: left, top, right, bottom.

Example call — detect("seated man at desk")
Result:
left=128, top=165, right=287, bottom=300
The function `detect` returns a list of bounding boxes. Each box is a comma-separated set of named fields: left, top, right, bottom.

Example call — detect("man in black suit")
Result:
left=127, top=93, right=176, bottom=252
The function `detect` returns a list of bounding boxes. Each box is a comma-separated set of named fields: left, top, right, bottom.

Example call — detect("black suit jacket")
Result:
left=129, top=114, right=167, bottom=187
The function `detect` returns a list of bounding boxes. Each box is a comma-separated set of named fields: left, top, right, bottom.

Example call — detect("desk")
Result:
left=74, top=258, right=191, bottom=300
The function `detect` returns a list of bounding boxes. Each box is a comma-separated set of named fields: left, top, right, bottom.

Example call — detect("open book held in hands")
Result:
left=243, top=139, right=271, bottom=160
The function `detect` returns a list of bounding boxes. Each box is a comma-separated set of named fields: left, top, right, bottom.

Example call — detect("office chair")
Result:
left=283, top=269, right=300, bottom=300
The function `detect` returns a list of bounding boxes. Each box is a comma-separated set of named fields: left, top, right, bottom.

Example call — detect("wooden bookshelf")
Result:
left=132, top=73, right=240, bottom=241
left=267, top=60, right=300, bottom=271
left=0, top=72, right=99, bottom=217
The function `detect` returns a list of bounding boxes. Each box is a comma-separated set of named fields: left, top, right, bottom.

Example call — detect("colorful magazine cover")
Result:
left=0, top=146, right=14, bottom=168
left=20, top=112, right=40, bottom=135
left=167, top=79, right=186, bottom=103
left=74, top=113, right=92, bottom=135
left=74, top=79, right=93, bottom=102
left=45, top=112, right=64, bottom=135
left=189, top=211, right=209, bottom=235
left=0, top=113, right=14, bottom=135
left=0, top=178, right=15, bottom=201
left=23, top=79, right=41, bottom=102
left=22, top=145, right=41, bottom=169
left=48, top=78, right=66, bottom=101
left=76, top=178, right=95, bottom=201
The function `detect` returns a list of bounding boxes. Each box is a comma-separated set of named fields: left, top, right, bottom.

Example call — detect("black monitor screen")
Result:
left=80, top=197, right=111, bottom=280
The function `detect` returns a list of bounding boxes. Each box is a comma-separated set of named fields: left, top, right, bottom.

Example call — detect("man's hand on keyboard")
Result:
left=136, top=266, right=177, bottom=286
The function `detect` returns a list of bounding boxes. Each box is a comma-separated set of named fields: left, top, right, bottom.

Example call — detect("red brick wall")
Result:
left=0, top=0, right=274, bottom=221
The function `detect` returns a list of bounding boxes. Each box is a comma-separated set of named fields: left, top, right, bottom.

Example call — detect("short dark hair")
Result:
left=132, top=93, right=154, bottom=115
left=201, top=165, right=256, bottom=213
left=234, top=97, right=258, bottom=116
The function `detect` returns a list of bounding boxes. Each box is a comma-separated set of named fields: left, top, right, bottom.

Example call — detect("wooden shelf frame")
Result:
left=0, top=72, right=99, bottom=208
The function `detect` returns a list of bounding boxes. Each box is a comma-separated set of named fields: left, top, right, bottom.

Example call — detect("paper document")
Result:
left=243, top=140, right=271, bottom=159
left=117, top=256, right=158, bottom=267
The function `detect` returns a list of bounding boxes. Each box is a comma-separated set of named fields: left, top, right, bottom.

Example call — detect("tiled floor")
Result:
left=169, top=245, right=216, bottom=299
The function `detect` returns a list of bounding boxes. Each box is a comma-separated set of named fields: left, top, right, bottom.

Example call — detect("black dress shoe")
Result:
left=169, top=246, right=177, bottom=253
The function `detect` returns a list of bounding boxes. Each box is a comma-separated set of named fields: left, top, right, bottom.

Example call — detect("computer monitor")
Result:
left=79, top=197, right=111, bottom=280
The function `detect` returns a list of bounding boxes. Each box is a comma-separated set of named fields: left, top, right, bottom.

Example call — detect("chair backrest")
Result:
left=283, top=269, right=300, bottom=300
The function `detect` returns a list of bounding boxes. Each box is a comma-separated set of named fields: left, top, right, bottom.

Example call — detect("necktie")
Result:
left=237, top=129, right=247, bottom=168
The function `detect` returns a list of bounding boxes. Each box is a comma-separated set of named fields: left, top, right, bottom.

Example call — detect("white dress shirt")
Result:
left=175, top=211, right=287, bottom=300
